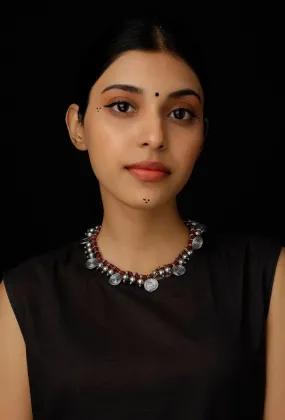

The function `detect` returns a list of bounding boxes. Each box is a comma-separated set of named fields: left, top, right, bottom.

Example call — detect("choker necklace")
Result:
left=81, top=219, right=206, bottom=292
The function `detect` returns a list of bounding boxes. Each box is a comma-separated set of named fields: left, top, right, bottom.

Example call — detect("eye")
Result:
left=168, top=108, right=197, bottom=121
left=104, top=100, right=135, bottom=114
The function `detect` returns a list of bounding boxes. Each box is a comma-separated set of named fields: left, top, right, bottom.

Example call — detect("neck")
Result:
left=96, top=200, right=190, bottom=275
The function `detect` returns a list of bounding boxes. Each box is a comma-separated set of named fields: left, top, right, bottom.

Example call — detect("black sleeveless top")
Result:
left=3, top=231, right=282, bottom=420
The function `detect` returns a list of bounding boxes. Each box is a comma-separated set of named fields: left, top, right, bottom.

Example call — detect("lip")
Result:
left=125, top=160, right=171, bottom=173
left=127, top=168, right=169, bottom=181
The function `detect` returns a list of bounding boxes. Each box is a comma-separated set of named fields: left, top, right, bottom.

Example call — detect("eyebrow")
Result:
left=101, top=84, right=201, bottom=102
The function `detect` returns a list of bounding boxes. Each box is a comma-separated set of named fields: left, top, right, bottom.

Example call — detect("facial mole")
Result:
left=143, top=198, right=150, bottom=203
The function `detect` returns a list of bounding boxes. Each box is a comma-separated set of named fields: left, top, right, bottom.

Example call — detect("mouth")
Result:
left=126, top=168, right=170, bottom=182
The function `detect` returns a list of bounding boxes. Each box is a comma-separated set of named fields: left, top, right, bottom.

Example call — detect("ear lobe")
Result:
left=65, top=104, right=87, bottom=151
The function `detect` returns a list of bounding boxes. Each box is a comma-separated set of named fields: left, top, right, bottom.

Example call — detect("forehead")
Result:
left=95, top=50, right=203, bottom=97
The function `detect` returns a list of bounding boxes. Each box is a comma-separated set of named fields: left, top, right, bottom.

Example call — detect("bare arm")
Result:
left=264, top=247, right=285, bottom=419
left=0, top=280, right=33, bottom=420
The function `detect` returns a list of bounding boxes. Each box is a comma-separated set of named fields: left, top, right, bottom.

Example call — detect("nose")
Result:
left=139, top=112, right=167, bottom=151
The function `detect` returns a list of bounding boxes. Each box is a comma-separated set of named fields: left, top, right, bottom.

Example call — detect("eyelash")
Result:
left=104, top=100, right=198, bottom=122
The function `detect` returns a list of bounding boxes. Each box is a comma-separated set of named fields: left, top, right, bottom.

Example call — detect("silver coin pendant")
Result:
left=144, top=278, right=159, bottom=292
left=85, top=258, right=100, bottom=270
left=192, top=236, right=203, bottom=250
left=172, top=264, right=186, bottom=276
left=109, top=273, right=123, bottom=286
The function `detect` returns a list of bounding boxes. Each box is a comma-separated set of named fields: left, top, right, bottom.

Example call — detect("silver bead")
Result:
left=152, top=270, right=158, bottom=277
left=86, top=242, right=92, bottom=248
left=137, top=279, right=144, bottom=287
left=122, top=274, right=129, bottom=282
left=178, top=259, right=184, bottom=265
left=102, top=266, right=109, bottom=272
left=129, top=276, right=136, bottom=283
left=191, top=221, right=198, bottom=226
left=195, top=230, right=202, bottom=235
left=87, top=232, right=93, bottom=237
left=182, top=253, right=188, bottom=260
left=98, top=262, right=103, bottom=269
left=196, top=223, right=207, bottom=232
left=90, top=228, right=95, bottom=233
left=187, top=249, right=193, bottom=256
left=107, top=269, right=114, bottom=276
left=88, top=252, right=94, bottom=259
left=158, top=269, right=165, bottom=277
left=164, top=266, right=172, bottom=277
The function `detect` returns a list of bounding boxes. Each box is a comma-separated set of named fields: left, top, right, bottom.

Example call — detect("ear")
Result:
left=65, top=104, right=87, bottom=151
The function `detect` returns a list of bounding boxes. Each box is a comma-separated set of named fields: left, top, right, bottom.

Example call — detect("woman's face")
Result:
left=68, top=51, right=205, bottom=210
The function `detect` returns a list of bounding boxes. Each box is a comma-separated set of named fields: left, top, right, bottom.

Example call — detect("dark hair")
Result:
left=74, top=14, right=210, bottom=125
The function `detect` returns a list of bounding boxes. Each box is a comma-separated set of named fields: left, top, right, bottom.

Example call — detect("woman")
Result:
left=0, top=14, right=284, bottom=420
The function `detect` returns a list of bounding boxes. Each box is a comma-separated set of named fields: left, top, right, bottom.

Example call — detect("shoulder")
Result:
left=204, top=230, right=283, bottom=312
left=1, top=238, right=84, bottom=342
left=2, top=239, right=83, bottom=313
left=2, top=238, right=82, bottom=282
left=204, top=230, right=282, bottom=264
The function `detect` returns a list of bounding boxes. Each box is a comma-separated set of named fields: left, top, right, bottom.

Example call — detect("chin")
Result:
left=100, top=181, right=178, bottom=210
left=122, top=192, right=174, bottom=211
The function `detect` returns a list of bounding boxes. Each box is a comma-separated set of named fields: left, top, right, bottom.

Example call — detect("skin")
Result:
left=66, top=51, right=207, bottom=274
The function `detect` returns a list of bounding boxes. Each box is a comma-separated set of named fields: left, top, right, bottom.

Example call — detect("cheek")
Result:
left=173, top=140, right=201, bottom=171
left=84, top=119, right=127, bottom=176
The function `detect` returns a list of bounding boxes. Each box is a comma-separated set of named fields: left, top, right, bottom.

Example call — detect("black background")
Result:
left=1, top=6, right=284, bottom=275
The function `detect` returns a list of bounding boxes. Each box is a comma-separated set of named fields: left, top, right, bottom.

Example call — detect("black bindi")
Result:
left=155, top=92, right=159, bottom=97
